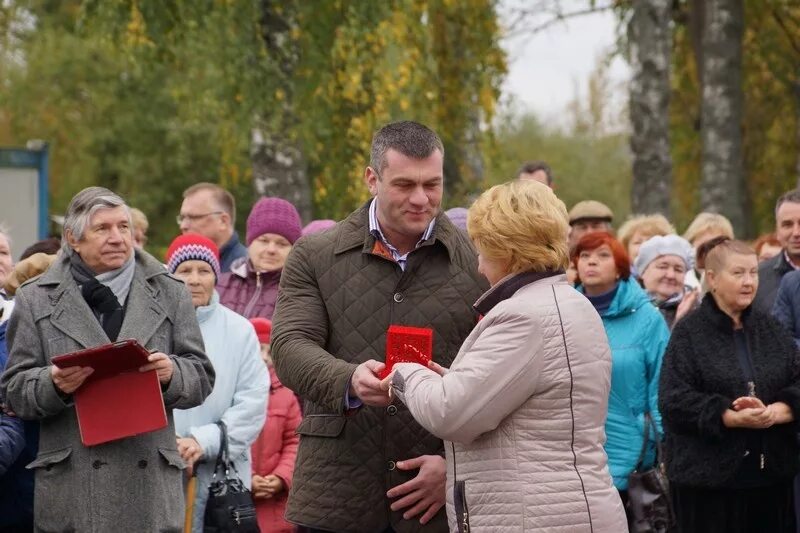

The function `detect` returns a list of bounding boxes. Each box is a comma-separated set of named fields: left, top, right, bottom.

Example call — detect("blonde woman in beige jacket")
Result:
left=382, top=181, right=627, bottom=533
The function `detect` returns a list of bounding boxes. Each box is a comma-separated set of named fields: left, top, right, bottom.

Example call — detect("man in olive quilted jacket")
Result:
left=271, top=121, right=486, bottom=533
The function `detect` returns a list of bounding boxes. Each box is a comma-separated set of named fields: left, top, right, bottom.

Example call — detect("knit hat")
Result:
left=302, top=219, right=336, bottom=236
left=246, top=197, right=302, bottom=246
left=445, top=207, right=468, bottom=231
left=250, top=317, right=272, bottom=344
left=568, top=200, right=614, bottom=225
left=165, top=234, right=221, bottom=280
left=634, top=234, right=695, bottom=276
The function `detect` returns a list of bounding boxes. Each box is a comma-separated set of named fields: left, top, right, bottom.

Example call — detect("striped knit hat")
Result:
left=165, top=234, right=221, bottom=280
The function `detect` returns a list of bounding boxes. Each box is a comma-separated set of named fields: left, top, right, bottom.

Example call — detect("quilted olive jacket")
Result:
left=271, top=202, right=486, bottom=533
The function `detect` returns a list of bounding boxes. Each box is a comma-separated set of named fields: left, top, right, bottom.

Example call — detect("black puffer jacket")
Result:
left=658, top=294, right=800, bottom=487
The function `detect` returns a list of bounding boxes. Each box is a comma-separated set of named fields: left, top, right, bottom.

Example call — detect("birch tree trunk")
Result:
left=629, top=0, right=673, bottom=216
left=251, top=0, right=312, bottom=222
left=700, top=0, right=747, bottom=236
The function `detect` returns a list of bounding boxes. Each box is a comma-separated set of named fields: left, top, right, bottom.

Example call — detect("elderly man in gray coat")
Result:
left=0, top=186, right=215, bottom=533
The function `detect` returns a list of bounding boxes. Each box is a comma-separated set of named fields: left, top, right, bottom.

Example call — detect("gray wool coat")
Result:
left=0, top=249, right=215, bottom=533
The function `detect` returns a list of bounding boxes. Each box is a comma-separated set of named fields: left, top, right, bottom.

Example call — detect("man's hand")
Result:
left=387, top=455, right=446, bottom=524
left=139, top=352, right=173, bottom=385
left=176, top=437, right=204, bottom=472
left=50, top=365, right=93, bottom=394
left=349, top=360, right=390, bottom=407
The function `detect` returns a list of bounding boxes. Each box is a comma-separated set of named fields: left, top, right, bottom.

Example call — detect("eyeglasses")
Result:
left=176, top=211, right=223, bottom=225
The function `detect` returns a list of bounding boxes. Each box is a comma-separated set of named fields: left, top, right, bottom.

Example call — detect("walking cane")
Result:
left=184, top=466, right=198, bottom=533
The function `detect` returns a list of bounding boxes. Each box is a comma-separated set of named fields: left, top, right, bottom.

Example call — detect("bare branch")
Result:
left=504, top=4, right=616, bottom=39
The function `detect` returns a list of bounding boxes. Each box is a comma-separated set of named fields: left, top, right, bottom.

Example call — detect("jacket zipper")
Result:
left=242, top=271, right=262, bottom=318
left=451, top=442, right=470, bottom=532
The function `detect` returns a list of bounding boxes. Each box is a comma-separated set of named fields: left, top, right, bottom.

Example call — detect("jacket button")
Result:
left=138, top=459, right=148, bottom=469
left=393, top=292, right=404, bottom=303
left=387, top=405, right=397, bottom=416
left=92, top=460, right=104, bottom=469
left=388, top=460, right=396, bottom=471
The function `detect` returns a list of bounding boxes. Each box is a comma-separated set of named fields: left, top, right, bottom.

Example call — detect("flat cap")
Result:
left=568, top=200, right=614, bottom=225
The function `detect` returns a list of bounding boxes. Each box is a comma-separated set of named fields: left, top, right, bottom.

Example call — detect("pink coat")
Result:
left=251, top=368, right=302, bottom=533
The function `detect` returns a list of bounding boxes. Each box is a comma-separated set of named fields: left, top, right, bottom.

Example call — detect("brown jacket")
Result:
left=271, top=202, right=486, bottom=533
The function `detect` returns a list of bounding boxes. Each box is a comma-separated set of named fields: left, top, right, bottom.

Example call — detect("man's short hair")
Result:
left=517, top=161, right=554, bottom=185
left=369, top=121, right=444, bottom=174
left=775, top=189, right=800, bottom=217
left=183, top=183, right=236, bottom=225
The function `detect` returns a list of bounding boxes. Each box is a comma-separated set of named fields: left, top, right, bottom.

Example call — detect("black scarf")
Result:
left=70, top=253, right=124, bottom=341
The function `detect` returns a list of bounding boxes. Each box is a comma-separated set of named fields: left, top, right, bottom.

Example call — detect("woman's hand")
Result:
left=732, top=396, right=765, bottom=411
left=723, top=407, right=776, bottom=429
left=675, top=289, right=699, bottom=323
left=731, top=397, right=794, bottom=425
left=427, top=360, right=448, bottom=376
left=176, top=436, right=204, bottom=472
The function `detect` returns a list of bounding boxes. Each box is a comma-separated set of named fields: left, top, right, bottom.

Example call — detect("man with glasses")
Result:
left=178, top=183, right=247, bottom=272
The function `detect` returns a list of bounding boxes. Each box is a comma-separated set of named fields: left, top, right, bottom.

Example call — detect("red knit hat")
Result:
left=165, top=234, right=221, bottom=280
left=250, top=317, right=272, bottom=344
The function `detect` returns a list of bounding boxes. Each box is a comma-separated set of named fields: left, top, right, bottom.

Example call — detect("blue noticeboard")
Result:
left=0, top=145, right=49, bottom=260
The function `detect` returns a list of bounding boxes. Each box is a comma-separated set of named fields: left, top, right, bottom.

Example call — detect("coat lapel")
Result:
left=49, top=279, right=110, bottom=350
left=117, top=272, right=167, bottom=346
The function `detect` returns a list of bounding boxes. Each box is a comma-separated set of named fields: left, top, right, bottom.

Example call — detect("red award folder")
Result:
left=52, top=339, right=168, bottom=446
left=379, top=325, right=434, bottom=379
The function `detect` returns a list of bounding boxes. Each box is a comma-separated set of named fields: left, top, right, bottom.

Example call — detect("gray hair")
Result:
left=62, top=187, right=131, bottom=254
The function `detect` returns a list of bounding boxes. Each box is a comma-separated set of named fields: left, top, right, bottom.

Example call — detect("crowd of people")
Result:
left=0, top=119, right=798, bottom=532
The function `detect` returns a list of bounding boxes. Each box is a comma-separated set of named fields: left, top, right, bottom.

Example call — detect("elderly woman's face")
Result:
left=0, top=233, right=12, bottom=286
left=707, top=252, right=758, bottom=313
left=69, top=206, right=133, bottom=274
left=248, top=233, right=292, bottom=273
left=576, top=244, right=619, bottom=294
left=641, top=255, right=687, bottom=301
left=173, top=260, right=216, bottom=308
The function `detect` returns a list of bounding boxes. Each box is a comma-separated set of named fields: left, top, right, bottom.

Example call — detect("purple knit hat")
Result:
left=246, top=197, right=302, bottom=246
left=302, top=219, right=336, bottom=236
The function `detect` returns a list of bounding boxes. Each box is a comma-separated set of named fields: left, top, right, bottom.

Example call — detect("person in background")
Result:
left=634, top=234, right=699, bottom=329
left=659, top=238, right=800, bottom=533
left=302, top=219, right=336, bottom=236
left=217, top=197, right=302, bottom=320
left=444, top=207, right=468, bottom=232
left=381, top=180, right=627, bottom=531
left=755, top=233, right=782, bottom=263
left=179, top=183, right=247, bottom=272
left=567, top=200, right=614, bottom=249
left=167, top=233, right=268, bottom=532
left=516, top=160, right=555, bottom=188
left=19, top=237, right=60, bottom=261
left=617, top=214, right=675, bottom=268
left=129, top=207, right=149, bottom=249
left=249, top=317, right=302, bottom=533
left=573, top=231, right=670, bottom=520
left=683, top=212, right=735, bottom=291
left=754, top=189, right=800, bottom=314
left=0, top=228, right=13, bottom=296
left=1, top=186, right=215, bottom=532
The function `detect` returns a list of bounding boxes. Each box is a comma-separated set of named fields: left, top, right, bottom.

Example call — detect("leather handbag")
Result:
left=203, top=421, right=260, bottom=533
left=627, top=413, right=675, bottom=533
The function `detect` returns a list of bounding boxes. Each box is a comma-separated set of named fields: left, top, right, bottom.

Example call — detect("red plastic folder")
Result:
left=52, top=339, right=167, bottom=446
left=379, top=325, right=434, bottom=379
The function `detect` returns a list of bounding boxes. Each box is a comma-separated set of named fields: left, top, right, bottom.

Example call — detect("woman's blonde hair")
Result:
left=617, top=214, right=675, bottom=251
left=683, top=212, right=735, bottom=244
left=467, top=180, right=569, bottom=273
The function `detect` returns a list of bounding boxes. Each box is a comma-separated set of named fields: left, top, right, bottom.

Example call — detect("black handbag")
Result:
left=203, top=421, right=260, bottom=533
left=626, top=413, right=676, bottom=533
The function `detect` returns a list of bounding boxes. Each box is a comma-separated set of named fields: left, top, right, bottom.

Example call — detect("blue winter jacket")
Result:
left=773, top=269, right=800, bottom=346
left=578, top=278, right=671, bottom=490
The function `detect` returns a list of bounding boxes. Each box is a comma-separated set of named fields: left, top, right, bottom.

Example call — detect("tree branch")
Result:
left=505, top=4, right=617, bottom=39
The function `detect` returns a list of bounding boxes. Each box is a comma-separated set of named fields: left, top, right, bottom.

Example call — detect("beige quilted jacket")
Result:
left=393, top=273, right=628, bottom=532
